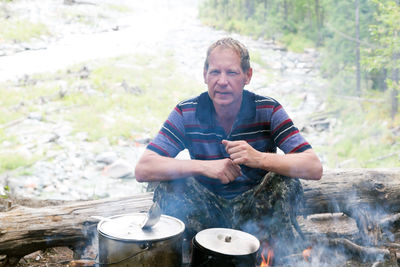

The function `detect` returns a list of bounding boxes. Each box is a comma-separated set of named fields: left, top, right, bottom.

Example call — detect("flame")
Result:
left=259, top=243, right=274, bottom=267
left=302, top=246, right=312, bottom=262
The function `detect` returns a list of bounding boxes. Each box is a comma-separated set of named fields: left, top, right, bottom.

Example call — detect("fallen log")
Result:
left=301, top=168, right=400, bottom=215
left=0, top=168, right=399, bottom=265
left=301, top=168, right=400, bottom=245
left=0, top=193, right=153, bottom=265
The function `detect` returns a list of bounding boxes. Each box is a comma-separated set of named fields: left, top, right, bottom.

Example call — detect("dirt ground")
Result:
left=16, top=246, right=97, bottom=267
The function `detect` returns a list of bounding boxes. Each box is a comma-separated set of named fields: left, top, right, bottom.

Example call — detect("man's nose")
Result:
left=217, top=73, right=228, bottom=85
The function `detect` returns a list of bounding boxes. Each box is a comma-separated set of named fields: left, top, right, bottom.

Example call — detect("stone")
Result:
left=95, top=152, right=118, bottom=165
left=102, top=159, right=134, bottom=179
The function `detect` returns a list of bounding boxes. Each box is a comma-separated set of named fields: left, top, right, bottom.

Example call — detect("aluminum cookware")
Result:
left=97, top=212, right=185, bottom=267
left=190, top=228, right=260, bottom=267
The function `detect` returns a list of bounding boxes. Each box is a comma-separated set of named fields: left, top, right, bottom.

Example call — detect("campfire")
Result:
left=258, top=244, right=312, bottom=266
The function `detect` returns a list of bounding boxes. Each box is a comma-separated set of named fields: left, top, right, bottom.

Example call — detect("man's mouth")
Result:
left=215, top=91, right=232, bottom=96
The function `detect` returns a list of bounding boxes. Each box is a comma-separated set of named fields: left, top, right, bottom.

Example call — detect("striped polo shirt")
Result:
left=147, top=90, right=311, bottom=199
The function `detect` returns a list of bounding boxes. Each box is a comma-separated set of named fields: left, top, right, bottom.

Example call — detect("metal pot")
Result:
left=97, top=213, right=185, bottom=267
left=190, top=228, right=260, bottom=267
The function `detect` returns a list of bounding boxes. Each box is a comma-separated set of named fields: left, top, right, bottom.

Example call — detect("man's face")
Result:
left=204, top=47, right=252, bottom=110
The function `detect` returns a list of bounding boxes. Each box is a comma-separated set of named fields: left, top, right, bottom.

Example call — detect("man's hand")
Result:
left=202, top=158, right=242, bottom=184
left=222, top=140, right=264, bottom=169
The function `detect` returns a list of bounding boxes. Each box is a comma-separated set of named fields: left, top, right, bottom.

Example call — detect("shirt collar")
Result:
left=196, top=90, right=256, bottom=125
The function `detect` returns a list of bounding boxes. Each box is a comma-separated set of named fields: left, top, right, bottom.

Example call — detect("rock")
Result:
left=135, top=137, right=152, bottom=145
left=27, top=112, right=43, bottom=121
left=47, top=133, right=60, bottom=143
left=102, top=159, right=134, bottom=179
left=95, top=152, right=118, bottom=165
left=121, top=80, right=142, bottom=94
left=78, top=66, right=90, bottom=79
left=75, top=132, right=88, bottom=141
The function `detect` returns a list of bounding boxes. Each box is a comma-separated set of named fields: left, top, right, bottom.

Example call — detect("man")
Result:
left=135, top=37, right=322, bottom=262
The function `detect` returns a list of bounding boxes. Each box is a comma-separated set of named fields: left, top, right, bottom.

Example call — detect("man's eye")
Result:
left=210, top=70, right=220, bottom=75
left=228, top=71, right=238, bottom=75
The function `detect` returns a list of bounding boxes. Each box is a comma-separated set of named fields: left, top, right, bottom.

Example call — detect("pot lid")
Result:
left=195, top=228, right=260, bottom=256
left=97, top=213, right=185, bottom=241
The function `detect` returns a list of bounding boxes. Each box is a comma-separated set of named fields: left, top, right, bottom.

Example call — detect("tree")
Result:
left=362, top=0, right=400, bottom=118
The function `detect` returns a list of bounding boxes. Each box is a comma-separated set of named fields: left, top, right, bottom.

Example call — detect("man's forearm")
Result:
left=135, top=150, right=242, bottom=183
left=135, top=151, right=203, bottom=182
left=223, top=140, right=322, bottom=180
left=260, top=150, right=322, bottom=180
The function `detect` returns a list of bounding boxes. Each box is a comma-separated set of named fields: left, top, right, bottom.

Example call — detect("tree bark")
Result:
left=355, top=0, right=361, bottom=96
left=1, top=168, right=400, bottom=264
left=315, top=0, right=322, bottom=46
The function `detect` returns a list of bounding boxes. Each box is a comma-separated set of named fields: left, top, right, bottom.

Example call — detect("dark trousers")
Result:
left=153, top=172, right=304, bottom=260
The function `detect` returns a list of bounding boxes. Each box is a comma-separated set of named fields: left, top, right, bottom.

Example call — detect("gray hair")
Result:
left=204, top=37, right=251, bottom=72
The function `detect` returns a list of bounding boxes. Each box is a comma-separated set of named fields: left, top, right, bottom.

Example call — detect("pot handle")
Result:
left=95, top=242, right=150, bottom=265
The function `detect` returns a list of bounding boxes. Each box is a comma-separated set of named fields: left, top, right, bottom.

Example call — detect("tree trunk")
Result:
left=283, top=0, right=288, bottom=22
left=245, top=0, right=254, bottom=19
left=263, top=0, right=268, bottom=20
left=390, top=2, right=399, bottom=119
left=391, top=52, right=399, bottom=119
left=315, top=0, right=322, bottom=46
left=355, top=0, right=361, bottom=96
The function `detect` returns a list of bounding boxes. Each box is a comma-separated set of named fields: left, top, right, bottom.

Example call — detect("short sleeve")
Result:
left=146, top=106, right=187, bottom=157
left=270, top=102, right=311, bottom=153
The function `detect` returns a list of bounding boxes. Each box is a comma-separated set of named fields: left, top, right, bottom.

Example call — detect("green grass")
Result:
left=0, top=51, right=203, bottom=174
left=0, top=82, right=58, bottom=125
left=280, top=33, right=315, bottom=53
left=0, top=18, right=50, bottom=43
left=35, top=52, right=202, bottom=144
left=106, top=4, right=132, bottom=13
left=315, top=89, right=400, bottom=168
left=0, top=152, right=41, bottom=173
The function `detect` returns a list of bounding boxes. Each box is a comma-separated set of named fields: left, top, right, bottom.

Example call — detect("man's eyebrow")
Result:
left=209, top=68, right=220, bottom=72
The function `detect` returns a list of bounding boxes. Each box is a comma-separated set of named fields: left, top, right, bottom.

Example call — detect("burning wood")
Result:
left=302, top=246, right=312, bottom=262
left=68, top=259, right=95, bottom=267
left=259, top=242, right=274, bottom=267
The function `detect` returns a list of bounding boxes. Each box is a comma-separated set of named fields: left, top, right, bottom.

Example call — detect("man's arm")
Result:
left=134, top=150, right=242, bottom=184
left=222, top=140, right=322, bottom=180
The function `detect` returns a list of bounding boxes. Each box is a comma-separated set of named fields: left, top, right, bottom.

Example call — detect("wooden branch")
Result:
left=328, top=238, right=399, bottom=262
left=380, top=213, right=400, bottom=229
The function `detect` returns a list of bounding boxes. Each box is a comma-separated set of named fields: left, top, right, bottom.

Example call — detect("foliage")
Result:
left=361, top=0, right=400, bottom=88
left=198, top=0, right=390, bottom=93
left=0, top=185, right=9, bottom=199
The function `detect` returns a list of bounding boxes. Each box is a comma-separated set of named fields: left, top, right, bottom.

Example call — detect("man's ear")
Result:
left=245, top=67, right=253, bottom=85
